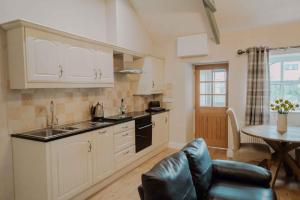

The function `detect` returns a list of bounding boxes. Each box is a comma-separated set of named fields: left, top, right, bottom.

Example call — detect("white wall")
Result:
left=0, top=0, right=107, bottom=42
left=106, top=0, right=153, bottom=53
left=154, top=21, right=300, bottom=150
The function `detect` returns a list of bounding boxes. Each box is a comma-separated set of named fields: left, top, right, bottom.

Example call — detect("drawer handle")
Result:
left=122, top=126, right=129, bottom=129
left=123, top=150, right=130, bottom=155
left=99, top=130, right=107, bottom=134
left=122, top=133, right=129, bottom=137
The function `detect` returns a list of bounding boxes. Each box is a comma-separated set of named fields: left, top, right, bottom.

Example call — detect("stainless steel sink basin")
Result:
left=25, top=129, right=68, bottom=138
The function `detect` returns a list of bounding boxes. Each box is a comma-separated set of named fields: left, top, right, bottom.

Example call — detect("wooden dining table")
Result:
left=241, top=125, right=300, bottom=187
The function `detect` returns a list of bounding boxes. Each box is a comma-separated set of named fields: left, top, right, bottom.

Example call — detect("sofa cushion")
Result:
left=208, top=181, right=277, bottom=200
left=182, top=139, right=213, bottom=199
left=141, top=151, right=197, bottom=200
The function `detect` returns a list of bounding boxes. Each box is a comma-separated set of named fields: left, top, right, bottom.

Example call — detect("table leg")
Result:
left=283, top=153, right=300, bottom=181
left=272, top=159, right=283, bottom=188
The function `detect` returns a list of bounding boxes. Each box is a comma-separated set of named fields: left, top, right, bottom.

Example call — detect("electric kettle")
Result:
left=90, top=102, right=104, bottom=119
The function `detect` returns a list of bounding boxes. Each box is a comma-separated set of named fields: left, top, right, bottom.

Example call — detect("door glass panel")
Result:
left=213, top=82, right=226, bottom=94
left=200, top=70, right=212, bottom=82
left=213, top=69, right=226, bottom=81
left=200, top=95, right=212, bottom=107
left=200, top=83, right=212, bottom=94
left=213, top=95, right=226, bottom=107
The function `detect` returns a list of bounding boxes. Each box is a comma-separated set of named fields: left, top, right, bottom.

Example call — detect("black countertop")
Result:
left=11, top=110, right=169, bottom=142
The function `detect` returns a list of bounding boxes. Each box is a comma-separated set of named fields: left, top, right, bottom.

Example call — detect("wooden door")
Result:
left=195, top=64, right=228, bottom=148
left=51, top=133, right=93, bottom=200
left=92, top=127, right=115, bottom=183
left=26, top=37, right=62, bottom=81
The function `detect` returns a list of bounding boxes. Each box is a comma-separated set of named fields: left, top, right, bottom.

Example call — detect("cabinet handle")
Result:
left=152, top=81, right=155, bottom=88
left=165, top=117, right=168, bottom=124
left=152, top=122, right=155, bottom=128
left=98, top=68, right=102, bottom=79
left=122, top=126, right=128, bottom=129
left=122, top=133, right=129, bottom=137
left=94, top=69, right=98, bottom=79
left=123, top=150, right=130, bottom=155
left=58, top=65, right=63, bottom=78
left=99, top=130, right=107, bottom=134
left=88, top=141, right=92, bottom=152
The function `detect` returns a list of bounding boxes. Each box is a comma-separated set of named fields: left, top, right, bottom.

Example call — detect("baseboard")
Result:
left=168, top=142, right=186, bottom=149
left=226, top=149, right=233, bottom=158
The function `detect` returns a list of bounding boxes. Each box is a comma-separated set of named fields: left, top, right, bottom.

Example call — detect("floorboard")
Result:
left=88, top=148, right=300, bottom=200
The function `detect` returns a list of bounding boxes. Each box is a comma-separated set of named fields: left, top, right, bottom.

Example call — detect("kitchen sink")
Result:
left=25, top=129, right=69, bottom=138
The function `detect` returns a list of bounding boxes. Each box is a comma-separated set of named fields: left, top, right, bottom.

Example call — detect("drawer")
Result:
left=115, top=146, right=135, bottom=168
left=114, top=121, right=135, bottom=133
left=114, top=129, right=135, bottom=153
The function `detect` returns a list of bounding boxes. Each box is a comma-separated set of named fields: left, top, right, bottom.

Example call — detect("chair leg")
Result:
left=258, top=159, right=271, bottom=170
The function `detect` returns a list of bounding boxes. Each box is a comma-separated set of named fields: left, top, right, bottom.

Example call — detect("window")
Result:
left=269, top=52, right=300, bottom=111
left=199, top=68, right=227, bottom=107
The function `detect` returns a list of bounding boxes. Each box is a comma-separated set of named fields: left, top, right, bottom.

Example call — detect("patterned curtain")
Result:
left=245, top=47, right=270, bottom=125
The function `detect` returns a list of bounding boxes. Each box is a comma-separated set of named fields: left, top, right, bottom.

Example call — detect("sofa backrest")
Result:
left=140, top=151, right=197, bottom=200
left=182, top=138, right=213, bottom=200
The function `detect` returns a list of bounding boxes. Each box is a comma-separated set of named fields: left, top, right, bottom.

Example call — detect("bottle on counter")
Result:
left=120, top=98, right=127, bottom=115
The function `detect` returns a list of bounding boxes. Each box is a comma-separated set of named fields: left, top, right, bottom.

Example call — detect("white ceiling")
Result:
left=130, top=0, right=300, bottom=39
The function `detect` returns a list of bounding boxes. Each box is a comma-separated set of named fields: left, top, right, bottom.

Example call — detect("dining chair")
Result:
left=226, top=108, right=271, bottom=167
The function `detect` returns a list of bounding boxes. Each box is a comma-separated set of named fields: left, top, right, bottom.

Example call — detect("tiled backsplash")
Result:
left=6, top=74, right=161, bottom=133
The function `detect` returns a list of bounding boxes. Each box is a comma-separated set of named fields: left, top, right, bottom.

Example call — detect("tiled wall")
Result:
left=6, top=75, right=161, bottom=133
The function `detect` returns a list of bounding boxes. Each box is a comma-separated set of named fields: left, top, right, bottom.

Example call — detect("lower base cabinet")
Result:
left=92, top=127, right=115, bottom=184
left=51, top=133, right=93, bottom=200
left=152, top=112, right=169, bottom=148
left=12, top=113, right=169, bottom=200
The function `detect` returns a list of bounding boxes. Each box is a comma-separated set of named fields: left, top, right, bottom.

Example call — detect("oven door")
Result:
left=135, top=123, right=152, bottom=153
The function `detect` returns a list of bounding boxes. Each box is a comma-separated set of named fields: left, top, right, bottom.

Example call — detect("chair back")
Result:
left=226, top=108, right=241, bottom=150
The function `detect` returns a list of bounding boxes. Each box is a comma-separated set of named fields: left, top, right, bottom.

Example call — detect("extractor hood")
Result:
left=114, top=54, right=143, bottom=74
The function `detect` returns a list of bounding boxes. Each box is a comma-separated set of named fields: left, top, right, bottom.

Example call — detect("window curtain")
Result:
left=245, top=47, right=270, bottom=125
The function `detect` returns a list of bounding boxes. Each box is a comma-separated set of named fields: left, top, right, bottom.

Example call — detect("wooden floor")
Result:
left=88, top=148, right=300, bottom=200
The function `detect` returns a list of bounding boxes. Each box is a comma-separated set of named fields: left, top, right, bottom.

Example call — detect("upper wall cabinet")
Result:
left=135, top=56, right=165, bottom=95
left=2, top=20, right=114, bottom=89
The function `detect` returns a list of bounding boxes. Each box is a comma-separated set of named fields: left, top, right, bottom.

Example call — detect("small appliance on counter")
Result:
left=145, top=101, right=166, bottom=113
left=90, top=102, right=104, bottom=120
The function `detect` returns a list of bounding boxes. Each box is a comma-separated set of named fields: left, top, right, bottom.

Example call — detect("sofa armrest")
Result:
left=212, top=160, right=272, bottom=188
left=138, top=185, right=144, bottom=200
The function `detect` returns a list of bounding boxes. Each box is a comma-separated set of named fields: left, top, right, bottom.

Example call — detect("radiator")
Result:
left=241, top=133, right=265, bottom=144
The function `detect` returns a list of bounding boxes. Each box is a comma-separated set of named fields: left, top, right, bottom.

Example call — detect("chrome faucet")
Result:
left=47, top=100, right=58, bottom=129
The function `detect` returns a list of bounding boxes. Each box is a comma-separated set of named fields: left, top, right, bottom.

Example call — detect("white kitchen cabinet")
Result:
left=152, top=112, right=169, bottom=148
left=95, top=48, right=114, bottom=84
left=63, top=45, right=97, bottom=83
left=135, top=56, right=165, bottom=95
left=3, top=21, right=114, bottom=89
left=51, top=133, right=93, bottom=200
left=92, top=127, right=115, bottom=183
left=26, top=37, right=63, bottom=82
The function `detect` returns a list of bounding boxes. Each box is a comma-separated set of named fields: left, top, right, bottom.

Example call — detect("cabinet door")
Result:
left=26, top=37, right=62, bottom=82
left=51, top=133, right=93, bottom=200
left=161, top=112, right=169, bottom=144
left=95, top=48, right=114, bottom=84
left=63, top=45, right=98, bottom=83
left=93, top=127, right=115, bottom=183
left=152, top=114, right=161, bottom=148
left=152, top=58, right=164, bottom=93
left=152, top=113, right=169, bottom=147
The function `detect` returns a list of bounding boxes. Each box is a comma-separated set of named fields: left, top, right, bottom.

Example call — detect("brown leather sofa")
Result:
left=138, top=138, right=277, bottom=200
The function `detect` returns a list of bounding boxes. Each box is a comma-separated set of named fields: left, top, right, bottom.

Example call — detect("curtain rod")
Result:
left=237, top=45, right=300, bottom=55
